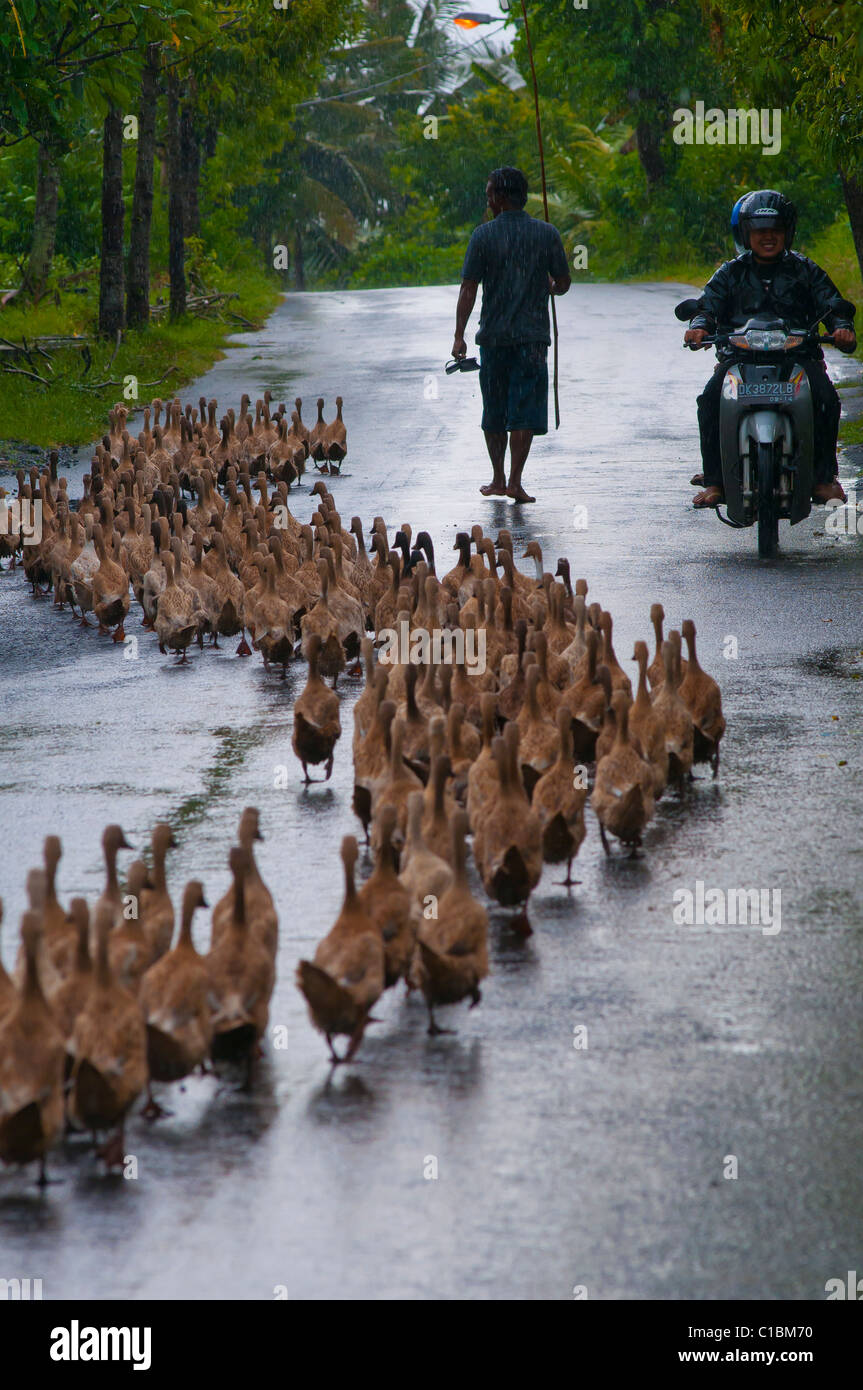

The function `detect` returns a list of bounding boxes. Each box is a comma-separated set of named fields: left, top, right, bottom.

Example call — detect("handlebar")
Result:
left=685, top=330, right=844, bottom=350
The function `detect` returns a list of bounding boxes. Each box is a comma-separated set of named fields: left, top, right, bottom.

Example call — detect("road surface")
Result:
left=1, top=283, right=861, bottom=1300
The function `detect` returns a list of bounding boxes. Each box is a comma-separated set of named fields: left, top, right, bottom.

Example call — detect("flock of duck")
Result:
left=0, top=812, right=275, bottom=1183
left=0, top=390, right=727, bottom=1178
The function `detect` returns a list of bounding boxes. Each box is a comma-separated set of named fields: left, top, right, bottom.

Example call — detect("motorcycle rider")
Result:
left=685, top=190, right=857, bottom=508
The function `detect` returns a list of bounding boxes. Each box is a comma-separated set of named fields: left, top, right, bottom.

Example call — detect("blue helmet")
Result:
left=738, top=189, right=797, bottom=250
left=730, top=194, right=751, bottom=256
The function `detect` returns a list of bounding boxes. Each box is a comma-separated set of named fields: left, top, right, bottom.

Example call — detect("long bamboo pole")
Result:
left=519, top=0, right=560, bottom=429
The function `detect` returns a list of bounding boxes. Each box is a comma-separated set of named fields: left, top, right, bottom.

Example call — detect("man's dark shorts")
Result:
left=479, top=342, right=548, bottom=435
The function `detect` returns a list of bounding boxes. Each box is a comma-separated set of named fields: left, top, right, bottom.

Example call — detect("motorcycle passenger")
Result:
left=684, top=190, right=857, bottom=509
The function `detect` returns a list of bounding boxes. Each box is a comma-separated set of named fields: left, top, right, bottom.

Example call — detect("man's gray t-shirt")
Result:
left=461, top=210, right=568, bottom=347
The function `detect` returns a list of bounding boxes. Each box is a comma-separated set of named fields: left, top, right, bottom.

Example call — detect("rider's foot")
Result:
left=507, top=484, right=536, bottom=503
left=692, top=486, right=723, bottom=509
left=690, top=472, right=705, bottom=486
left=480, top=480, right=507, bottom=497
left=812, top=480, right=847, bottom=504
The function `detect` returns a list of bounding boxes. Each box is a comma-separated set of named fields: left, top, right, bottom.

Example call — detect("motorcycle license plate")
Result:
left=737, top=382, right=795, bottom=400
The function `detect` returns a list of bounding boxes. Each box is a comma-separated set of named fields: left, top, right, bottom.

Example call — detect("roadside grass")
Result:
left=0, top=264, right=282, bottom=451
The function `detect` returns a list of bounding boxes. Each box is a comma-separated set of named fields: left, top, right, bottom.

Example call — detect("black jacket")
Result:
left=690, top=250, right=856, bottom=359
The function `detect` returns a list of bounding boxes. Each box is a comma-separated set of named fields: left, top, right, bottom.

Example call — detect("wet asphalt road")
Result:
left=1, top=283, right=862, bottom=1301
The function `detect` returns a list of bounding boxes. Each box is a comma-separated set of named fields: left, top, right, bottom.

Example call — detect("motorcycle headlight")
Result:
left=746, top=329, right=789, bottom=350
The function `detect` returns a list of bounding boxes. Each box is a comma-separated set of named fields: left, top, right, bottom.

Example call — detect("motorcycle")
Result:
left=675, top=296, right=855, bottom=558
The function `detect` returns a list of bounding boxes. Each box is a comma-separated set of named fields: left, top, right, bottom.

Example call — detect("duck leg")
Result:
left=599, top=822, right=611, bottom=856
left=97, top=1125, right=126, bottom=1170
left=427, top=1006, right=454, bottom=1037
left=712, top=745, right=720, bottom=779
left=555, top=855, right=581, bottom=888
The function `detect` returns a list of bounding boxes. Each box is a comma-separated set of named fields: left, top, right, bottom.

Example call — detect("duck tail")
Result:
left=296, top=960, right=354, bottom=1025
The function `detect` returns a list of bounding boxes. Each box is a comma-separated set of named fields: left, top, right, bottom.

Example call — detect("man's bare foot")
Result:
left=690, top=472, right=705, bottom=486
left=480, top=481, right=507, bottom=496
left=693, top=486, right=723, bottom=508
left=812, top=480, right=847, bottom=504
left=507, top=484, right=536, bottom=503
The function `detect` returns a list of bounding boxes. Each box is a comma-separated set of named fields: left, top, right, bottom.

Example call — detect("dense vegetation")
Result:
left=1, top=1, right=860, bottom=445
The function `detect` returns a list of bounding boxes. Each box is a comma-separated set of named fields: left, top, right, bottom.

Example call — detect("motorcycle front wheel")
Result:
left=757, top=441, right=779, bottom=558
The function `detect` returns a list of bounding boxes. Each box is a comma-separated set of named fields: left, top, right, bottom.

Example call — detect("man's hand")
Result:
left=684, top=328, right=708, bottom=348
left=832, top=327, right=857, bottom=352
left=452, top=335, right=467, bottom=359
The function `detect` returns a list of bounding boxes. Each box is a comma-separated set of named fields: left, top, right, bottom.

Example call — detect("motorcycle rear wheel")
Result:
left=757, top=441, right=779, bottom=558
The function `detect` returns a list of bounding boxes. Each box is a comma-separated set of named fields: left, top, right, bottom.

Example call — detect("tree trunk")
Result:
left=98, top=108, right=125, bottom=338
left=635, top=118, right=666, bottom=193
left=166, top=72, right=186, bottom=319
left=293, top=227, right=305, bottom=291
left=180, top=105, right=201, bottom=237
left=26, top=141, right=61, bottom=297
left=126, top=45, right=159, bottom=328
left=839, top=168, right=863, bottom=285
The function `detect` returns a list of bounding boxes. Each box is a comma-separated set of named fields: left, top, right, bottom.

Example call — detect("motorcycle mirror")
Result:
left=674, top=297, right=703, bottom=321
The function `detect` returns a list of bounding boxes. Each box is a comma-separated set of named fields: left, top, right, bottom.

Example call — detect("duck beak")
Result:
left=255, top=829, right=264, bottom=841
left=119, top=834, right=133, bottom=850
left=200, top=894, right=209, bottom=909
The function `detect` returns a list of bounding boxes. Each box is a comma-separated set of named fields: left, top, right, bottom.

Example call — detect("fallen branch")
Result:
left=73, top=363, right=180, bottom=393
left=0, top=362, right=51, bottom=385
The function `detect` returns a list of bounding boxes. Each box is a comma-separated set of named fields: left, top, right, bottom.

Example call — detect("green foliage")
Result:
left=711, top=1, right=863, bottom=177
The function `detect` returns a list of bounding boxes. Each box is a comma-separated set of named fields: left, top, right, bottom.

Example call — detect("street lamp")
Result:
left=453, top=11, right=499, bottom=26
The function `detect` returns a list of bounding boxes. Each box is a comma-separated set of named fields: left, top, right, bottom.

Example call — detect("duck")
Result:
left=296, top=836, right=384, bottom=1064
left=592, top=692, right=655, bottom=855
left=598, top=610, right=632, bottom=697
left=646, top=602, right=666, bottom=690
left=139, top=880, right=211, bottom=1116
left=358, top=805, right=420, bottom=989
left=300, top=560, right=346, bottom=687
left=409, top=810, right=488, bottom=1035
left=0, top=912, right=65, bottom=1184
left=472, top=723, right=543, bottom=932
left=154, top=551, right=201, bottom=661
left=532, top=706, right=587, bottom=886
left=206, top=848, right=275, bottom=1079
left=89, top=523, right=130, bottom=641
left=140, top=823, right=176, bottom=962
left=630, top=640, right=669, bottom=796
left=250, top=554, right=295, bottom=675
left=94, top=823, right=133, bottom=934
left=560, top=627, right=605, bottom=762
left=515, top=664, right=559, bottom=798
left=49, top=899, right=92, bottom=1066
left=650, top=639, right=694, bottom=787
left=108, top=859, right=152, bottom=994
left=398, top=790, right=454, bottom=912
left=324, top=396, right=347, bottom=472
left=309, top=398, right=328, bottom=470
left=678, top=619, right=725, bottom=775
left=293, top=632, right=342, bottom=782
left=68, top=902, right=149, bottom=1166
left=371, top=714, right=423, bottom=853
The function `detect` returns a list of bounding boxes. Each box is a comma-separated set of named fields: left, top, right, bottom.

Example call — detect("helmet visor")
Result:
left=745, top=212, right=783, bottom=230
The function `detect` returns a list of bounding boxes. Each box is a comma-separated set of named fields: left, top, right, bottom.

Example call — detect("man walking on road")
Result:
left=452, top=167, right=570, bottom=502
